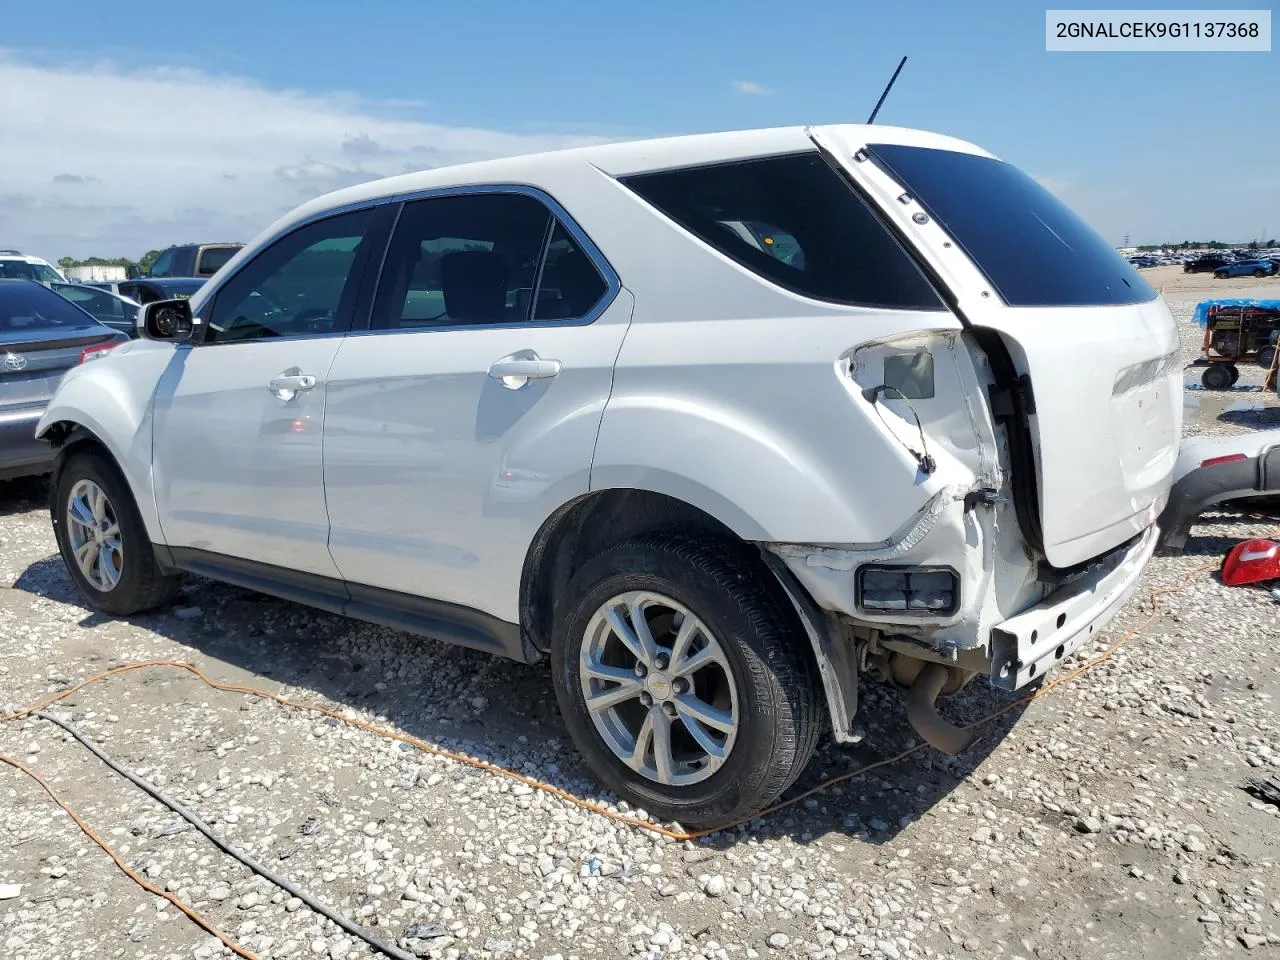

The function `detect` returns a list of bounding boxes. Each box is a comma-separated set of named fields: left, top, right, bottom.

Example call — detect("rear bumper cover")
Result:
left=0, top=406, right=52, bottom=478
left=990, top=523, right=1158, bottom=690
left=1157, top=450, right=1280, bottom=553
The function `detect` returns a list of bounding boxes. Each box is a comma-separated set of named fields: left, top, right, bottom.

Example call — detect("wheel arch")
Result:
left=519, top=487, right=857, bottom=740
left=37, top=413, right=163, bottom=543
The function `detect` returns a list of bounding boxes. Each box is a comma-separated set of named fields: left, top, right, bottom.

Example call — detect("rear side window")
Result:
left=866, top=144, right=1156, bottom=307
left=197, top=246, right=238, bottom=276
left=622, top=153, right=943, bottom=310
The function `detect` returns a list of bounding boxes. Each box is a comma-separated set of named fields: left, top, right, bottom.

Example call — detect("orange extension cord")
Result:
left=0, top=561, right=1216, bottom=959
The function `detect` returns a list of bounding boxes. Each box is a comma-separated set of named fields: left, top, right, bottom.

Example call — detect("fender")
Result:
left=36, top=341, right=175, bottom=543
left=589, top=394, right=966, bottom=545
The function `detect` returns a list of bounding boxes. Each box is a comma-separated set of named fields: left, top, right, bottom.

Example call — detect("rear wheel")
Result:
left=1254, top=268, right=1267, bottom=278
left=551, top=536, right=822, bottom=829
left=52, top=448, right=180, bottom=615
left=1214, top=270, right=1228, bottom=279
left=1229, top=365, right=1241, bottom=386
left=1201, top=364, right=1234, bottom=390
left=1258, top=346, right=1277, bottom=370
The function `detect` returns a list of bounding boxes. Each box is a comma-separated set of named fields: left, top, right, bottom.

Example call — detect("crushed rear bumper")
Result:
left=989, top=524, right=1158, bottom=690
left=1157, top=450, right=1280, bottom=553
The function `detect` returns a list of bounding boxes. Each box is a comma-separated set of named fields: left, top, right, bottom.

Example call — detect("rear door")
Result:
left=322, top=189, right=630, bottom=622
left=816, top=128, right=1181, bottom=567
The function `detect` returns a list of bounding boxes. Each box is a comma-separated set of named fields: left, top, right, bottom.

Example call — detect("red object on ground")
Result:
left=1221, top=539, right=1280, bottom=586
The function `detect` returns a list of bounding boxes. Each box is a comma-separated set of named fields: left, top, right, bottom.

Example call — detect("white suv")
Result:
left=0, top=250, right=66, bottom=284
left=38, top=124, right=1181, bottom=828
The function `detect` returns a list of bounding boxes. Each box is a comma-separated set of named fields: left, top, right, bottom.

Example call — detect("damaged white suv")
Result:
left=38, top=124, right=1180, bottom=828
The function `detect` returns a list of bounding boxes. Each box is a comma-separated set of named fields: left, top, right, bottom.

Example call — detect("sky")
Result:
left=2, top=0, right=1276, bottom=260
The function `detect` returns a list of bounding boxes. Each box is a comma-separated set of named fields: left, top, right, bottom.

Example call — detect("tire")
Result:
left=1258, top=346, right=1277, bottom=370
left=550, top=535, right=822, bottom=830
left=1229, top=365, right=1241, bottom=386
left=1201, top=365, right=1234, bottom=390
left=51, top=447, right=180, bottom=616
left=1214, top=271, right=1228, bottom=279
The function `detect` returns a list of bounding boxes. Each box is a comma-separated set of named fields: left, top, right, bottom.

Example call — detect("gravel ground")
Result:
left=1, top=283, right=1278, bottom=960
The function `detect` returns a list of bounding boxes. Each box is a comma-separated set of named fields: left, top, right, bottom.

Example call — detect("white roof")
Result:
left=273, top=123, right=991, bottom=239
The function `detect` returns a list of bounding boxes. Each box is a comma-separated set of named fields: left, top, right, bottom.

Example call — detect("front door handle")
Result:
left=487, top=352, right=561, bottom=390
left=268, top=370, right=317, bottom=401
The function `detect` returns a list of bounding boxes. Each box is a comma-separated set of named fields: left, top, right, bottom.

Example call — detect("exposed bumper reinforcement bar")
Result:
left=989, top=524, right=1158, bottom=691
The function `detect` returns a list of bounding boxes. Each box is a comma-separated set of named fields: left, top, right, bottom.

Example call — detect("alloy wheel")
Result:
left=66, top=479, right=124, bottom=591
left=579, top=591, right=739, bottom=786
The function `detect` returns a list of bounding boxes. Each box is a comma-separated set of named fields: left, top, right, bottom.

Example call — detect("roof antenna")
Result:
left=867, top=56, right=907, bottom=124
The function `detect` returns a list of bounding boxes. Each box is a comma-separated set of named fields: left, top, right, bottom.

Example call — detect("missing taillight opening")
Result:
left=857, top=565, right=959, bottom=616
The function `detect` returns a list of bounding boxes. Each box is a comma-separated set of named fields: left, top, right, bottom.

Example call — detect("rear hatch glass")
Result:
left=865, top=144, right=1155, bottom=307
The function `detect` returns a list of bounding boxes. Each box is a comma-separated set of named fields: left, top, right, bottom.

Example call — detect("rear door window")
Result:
left=621, top=153, right=943, bottom=310
left=865, top=144, right=1155, bottom=307
left=370, top=192, right=554, bottom=329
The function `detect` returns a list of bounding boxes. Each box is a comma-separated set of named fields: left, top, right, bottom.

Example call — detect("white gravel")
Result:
left=1, top=282, right=1277, bottom=959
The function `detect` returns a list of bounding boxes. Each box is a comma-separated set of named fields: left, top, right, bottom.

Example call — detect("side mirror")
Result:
left=140, top=298, right=198, bottom=342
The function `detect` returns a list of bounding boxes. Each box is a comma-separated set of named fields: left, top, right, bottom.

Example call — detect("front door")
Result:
left=323, top=190, right=631, bottom=621
left=151, top=207, right=380, bottom=576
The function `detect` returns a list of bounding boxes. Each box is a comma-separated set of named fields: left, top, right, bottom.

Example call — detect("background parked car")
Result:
left=0, top=279, right=126, bottom=480
left=1214, top=259, right=1275, bottom=279
left=50, top=282, right=141, bottom=337
left=1185, top=254, right=1233, bottom=273
left=101, top=277, right=207, bottom=304
left=147, top=243, right=243, bottom=279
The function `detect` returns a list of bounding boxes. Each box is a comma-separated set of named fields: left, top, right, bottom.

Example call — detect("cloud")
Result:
left=732, top=80, right=774, bottom=96
left=341, top=133, right=390, bottom=157
left=0, top=51, right=612, bottom=258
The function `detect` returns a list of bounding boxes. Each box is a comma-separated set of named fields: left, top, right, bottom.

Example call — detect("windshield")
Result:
left=866, top=144, right=1156, bottom=307
left=0, top=282, right=98, bottom=332
left=0, top=261, right=39, bottom=281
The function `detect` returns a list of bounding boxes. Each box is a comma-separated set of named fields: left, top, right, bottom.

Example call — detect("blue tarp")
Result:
left=1193, top=298, right=1280, bottom=328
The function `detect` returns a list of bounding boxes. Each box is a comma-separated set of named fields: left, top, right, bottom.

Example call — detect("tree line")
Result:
left=58, top=250, right=164, bottom=273
left=1133, top=239, right=1278, bottom=252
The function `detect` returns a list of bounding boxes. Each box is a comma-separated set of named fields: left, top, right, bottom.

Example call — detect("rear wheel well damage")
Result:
left=518, top=488, right=860, bottom=740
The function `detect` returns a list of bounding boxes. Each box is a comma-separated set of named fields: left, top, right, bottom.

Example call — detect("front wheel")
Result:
left=1214, top=270, right=1228, bottom=279
left=52, top=448, right=180, bottom=615
left=1258, top=346, right=1277, bottom=371
left=551, top=536, right=822, bottom=829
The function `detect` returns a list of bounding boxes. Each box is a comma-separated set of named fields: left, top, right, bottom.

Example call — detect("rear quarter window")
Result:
left=866, top=144, right=1155, bottom=307
left=621, top=153, right=943, bottom=311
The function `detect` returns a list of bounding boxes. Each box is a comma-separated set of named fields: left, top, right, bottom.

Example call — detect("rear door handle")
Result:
left=487, top=352, right=561, bottom=390
left=268, top=370, right=317, bottom=401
